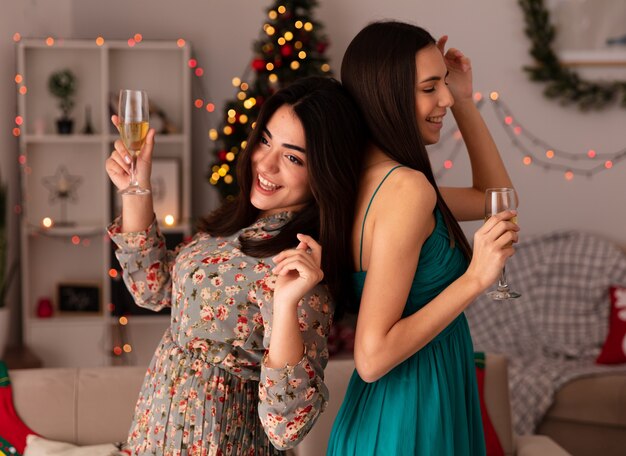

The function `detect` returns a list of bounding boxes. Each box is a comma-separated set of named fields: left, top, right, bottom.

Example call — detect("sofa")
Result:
left=465, top=231, right=626, bottom=456
left=10, top=354, right=568, bottom=455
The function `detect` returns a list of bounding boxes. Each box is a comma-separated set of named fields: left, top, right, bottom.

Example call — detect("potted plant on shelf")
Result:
left=0, top=177, right=17, bottom=356
left=48, top=69, right=77, bottom=135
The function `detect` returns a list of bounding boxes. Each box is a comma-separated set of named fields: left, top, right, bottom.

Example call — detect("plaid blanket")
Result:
left=465, top=230, right=626, bottom=435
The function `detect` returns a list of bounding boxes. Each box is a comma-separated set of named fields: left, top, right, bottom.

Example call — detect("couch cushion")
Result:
left=11, top=368, right=77, bottom=443
left=76, top=366, right=145, bottom=445
left=544, top=373, right=626, bottom=427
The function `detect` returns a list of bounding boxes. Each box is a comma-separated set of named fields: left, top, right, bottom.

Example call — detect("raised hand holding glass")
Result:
left=118, top=89, right=150, bottom=195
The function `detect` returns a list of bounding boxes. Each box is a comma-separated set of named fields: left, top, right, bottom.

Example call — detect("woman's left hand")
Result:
left=437, top=35, right=474, bottom=103
left=271, top=234, right=324, bottom=307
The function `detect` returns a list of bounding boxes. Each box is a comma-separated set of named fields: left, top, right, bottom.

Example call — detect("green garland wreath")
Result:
left=519, top=0, right=626, bottom=110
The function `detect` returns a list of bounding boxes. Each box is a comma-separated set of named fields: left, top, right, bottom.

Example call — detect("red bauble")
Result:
left=280, top=44, right=293, bottom=57
left=316, top=42, right=328, bottom=54
left=252, top=58, right=266, bottom=72
left=218, top=150, right=227, bottom=161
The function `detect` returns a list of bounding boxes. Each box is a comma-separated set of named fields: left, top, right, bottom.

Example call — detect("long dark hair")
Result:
left=199, top=77, right=366, bottom=314
left=341, top=20, right=472, bottom=260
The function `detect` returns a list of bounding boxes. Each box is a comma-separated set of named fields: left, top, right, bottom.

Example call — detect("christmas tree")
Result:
left=208, top=0, right=331, bottom=199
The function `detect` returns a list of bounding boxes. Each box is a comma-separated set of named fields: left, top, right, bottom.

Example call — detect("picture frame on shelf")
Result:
left=151, top=158, right=180, bottom=226
left=57, top=283, right=101, bottom=315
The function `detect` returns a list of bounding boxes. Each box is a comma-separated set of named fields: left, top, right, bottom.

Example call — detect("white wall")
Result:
left=1, top=0, right=625, bottom=342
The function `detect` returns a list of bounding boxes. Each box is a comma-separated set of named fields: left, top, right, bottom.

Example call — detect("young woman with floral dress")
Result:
left=106, top=77, right=365, bottom=455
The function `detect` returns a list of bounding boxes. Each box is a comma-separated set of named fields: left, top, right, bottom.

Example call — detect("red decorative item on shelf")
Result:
left=316, top=42, right=328, bottom=54
left=280, top=44, right=293, bottom=57
left=36, top=298, right=53, bottom=318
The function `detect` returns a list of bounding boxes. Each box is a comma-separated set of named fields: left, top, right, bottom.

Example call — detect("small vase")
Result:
left=37, top=298, right=53, bottom=318
left=56, top=118, right=74, bottom=135
left=0, top=307, right=10, bottom=357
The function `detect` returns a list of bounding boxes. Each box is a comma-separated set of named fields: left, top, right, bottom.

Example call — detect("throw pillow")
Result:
left=596, top=285, right=626, bottom=364
left=23, top=435, right=128, bottom=456
left=474, top=352, right=505, bottom=456
left=0, top=361, right=37, bottom=456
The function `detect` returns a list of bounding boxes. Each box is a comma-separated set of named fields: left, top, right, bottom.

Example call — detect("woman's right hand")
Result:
left=465, top=210, right=519, bottom=290
left=105, top=115, right=156, bottom=192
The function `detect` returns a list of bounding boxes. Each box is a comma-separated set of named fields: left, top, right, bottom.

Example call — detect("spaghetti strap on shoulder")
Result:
left=358, top=165, right=405, bottom=271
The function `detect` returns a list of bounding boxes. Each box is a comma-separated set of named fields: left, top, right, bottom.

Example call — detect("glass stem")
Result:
left=497, top=266, right=509, bottom=291
left=129, top=153, right=139, bottom=187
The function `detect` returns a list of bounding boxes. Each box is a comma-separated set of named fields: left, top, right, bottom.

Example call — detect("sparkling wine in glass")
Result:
left=485, top=187, right=520, bottom=300
left=118, top=89, right=150, bottom=195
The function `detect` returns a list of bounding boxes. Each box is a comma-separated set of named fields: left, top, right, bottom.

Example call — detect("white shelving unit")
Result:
left=17, top=38, right=191, bottom=368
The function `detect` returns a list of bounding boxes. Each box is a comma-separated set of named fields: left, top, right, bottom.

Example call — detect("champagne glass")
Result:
left=118, top=89, right=150, bottom=195
left=485, top=188, right=520, bottom=300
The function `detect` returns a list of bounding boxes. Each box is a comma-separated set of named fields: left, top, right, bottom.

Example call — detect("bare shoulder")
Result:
left=377, top=167, right=437, bottom=213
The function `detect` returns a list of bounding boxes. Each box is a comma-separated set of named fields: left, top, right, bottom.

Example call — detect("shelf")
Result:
left=23, top=134, right=104, bottom=144
left=559, top=49, right=626, bottom=66
left=27, top=224, right=105, bottom=237
left=28, top=316, right=105, bottom=328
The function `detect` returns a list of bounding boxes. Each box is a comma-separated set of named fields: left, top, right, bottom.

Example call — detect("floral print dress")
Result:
left=108, top=212, right=333, bottom=456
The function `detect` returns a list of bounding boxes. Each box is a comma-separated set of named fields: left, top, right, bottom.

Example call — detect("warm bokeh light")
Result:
left=239, top=114, right=248, bottom=124
left=284, top=31, right=293, bottom=41
left=224, top=175, right=234, bottom=184
left=18, top=155, right=27, bottom=165
left=304, top=22, right=314, bottom=31
left=119, top=316, right=128, bottom=325
left=295, top=21, right=303, bottom=29
left=268, top=10, right=278, bottom=20
left=194, top=99, right=203, bottom=108
left=45, top=37, right=54, bottom=46
left=269, top=74, right=278, bottom=83
left=12, top=128, right=20, bottom=137
left=177, top=38, right=186, bottom=47
left=546, top=150, right=555, bottom=159
left=277, top=5, right=286, bottom=14
left=113, top=346, right=123, bottom=356
left=321, top=63, right=330, bottom=72
left=209, top=129, right=218, bottom=140
left=473, top=92, right=483, bottom=102
left=587, top=149, right=596, bottom=158
left=605, top=160, right=613, bottom=169
left=513, top=126, right=522, bottom=135
left=108, top=269, right=118, bottom=278
left=195, top=68, right=204, bottom=77
left=227, top=109, right=236, bottom=117
left=127, top=38, right=136, bottom=47
left=277, top=37, right=286, bottom=46
left=96, top=36, right=105, bottom=46
left=489, top=91, right=499, bottom=101
left=134, top=33, right=143, bottom=42
left=19, top=86, right=27, bottom=95
left=15, top=74, right=23, bottom=84
left=226, top=152, right=235, bottom=161
left=523, top=156, right=532, bottom=165
left=443, top=160, right=453, bottom=169
left=206, top=103, right=215, bottom=112
left=123, top=344, right=132, bottom=353
left=240, top=82, right=249, bottom=91
left=290, top=61, right=300, bottom=70
left=504, top=116, right=513, bottom=125
left=71, top=235, right=81, bottom=245
left=164, top=215, right=175, bottom=226
left=565, top=171, right=574, bottom=181
left=42, top=217, right=53, bottom=228
left=223, top=126, right=233, bottom=135
left=13, top=33, right=21, bottom=42
left=232, top=77, right=241, bottom=87
left=265, top=25, right=276, bottom=36
left=298, top=51, right=307, bottom=59
left=266, top=62, right=275, bottom=71
left=188, top=58, right=197, bottom=68
left=237, top=91, right=247, bottom=101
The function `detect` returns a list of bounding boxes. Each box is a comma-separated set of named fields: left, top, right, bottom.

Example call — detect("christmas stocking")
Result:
left=0, top=361, right=36, bottom=456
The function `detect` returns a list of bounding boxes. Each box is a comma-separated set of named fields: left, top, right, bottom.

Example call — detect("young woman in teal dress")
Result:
left=105, top=77, right=366, bottom=455
left=327, top=22, right=519, bottom=455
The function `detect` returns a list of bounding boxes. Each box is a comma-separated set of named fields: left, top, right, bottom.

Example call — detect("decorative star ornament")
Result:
left=42, top=165, right=82, bottom=204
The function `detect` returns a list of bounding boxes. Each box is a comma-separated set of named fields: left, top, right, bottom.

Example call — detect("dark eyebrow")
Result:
left=418, top=70, right=449, bottom=85
left=263, top=127, right=305, bottom=153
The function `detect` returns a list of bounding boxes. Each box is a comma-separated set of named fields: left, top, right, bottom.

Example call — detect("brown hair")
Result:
left=341, top=20, right=472, bottom=260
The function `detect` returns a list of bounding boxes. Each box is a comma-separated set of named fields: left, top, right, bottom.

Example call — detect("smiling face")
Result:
left=250, top=104, right=312, bottom=217
left=414, top=45, right=454, bottom=145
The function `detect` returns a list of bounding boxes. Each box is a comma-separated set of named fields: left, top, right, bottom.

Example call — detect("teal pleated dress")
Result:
left=327, top=167, right=486, bottom=456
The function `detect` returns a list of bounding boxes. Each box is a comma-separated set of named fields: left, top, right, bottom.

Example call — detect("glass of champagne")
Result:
left=118, top=89, right=150, bottom=195
left=485, top=187, right=520, bottom=300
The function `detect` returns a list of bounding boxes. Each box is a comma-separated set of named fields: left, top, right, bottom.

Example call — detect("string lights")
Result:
left=429, top=92, right=624, bottom=180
